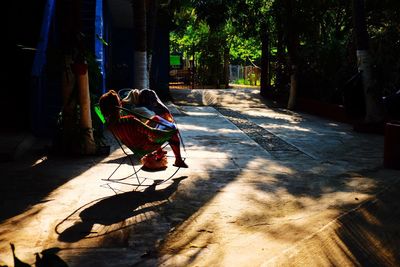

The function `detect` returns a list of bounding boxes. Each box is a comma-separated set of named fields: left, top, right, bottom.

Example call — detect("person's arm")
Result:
left=151, top=115, right=176, bottom=130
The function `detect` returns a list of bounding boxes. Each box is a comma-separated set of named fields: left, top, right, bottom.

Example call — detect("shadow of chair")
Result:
left=56, top=176, right=187, bottom=243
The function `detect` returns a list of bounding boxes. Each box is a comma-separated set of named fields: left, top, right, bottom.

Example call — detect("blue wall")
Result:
left=30, top=0, right=110, bottom=136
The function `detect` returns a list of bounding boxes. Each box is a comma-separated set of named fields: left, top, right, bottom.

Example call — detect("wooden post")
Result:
left=75, top=63, right=96, bottom=154
left=59, top=0, right=96, bottom=155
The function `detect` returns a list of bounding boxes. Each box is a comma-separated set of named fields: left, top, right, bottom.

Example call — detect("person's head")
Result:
left=99, top=90, right=121, bottom=121
left=138, top=89, right=159, bottom=107
left=138, top=89, right=172, bottom=119
left=122, top=89, right=140, bottom=105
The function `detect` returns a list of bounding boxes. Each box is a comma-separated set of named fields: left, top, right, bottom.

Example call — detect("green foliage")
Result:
left=170, top=18, right=210, bottom=59
left=169, top=0, right=265, bottom=85
left=169, top=0, right=400, bottom=101
left=367, top=0, right=400, bottom=95
left=229, top=35, right=261, bottom=63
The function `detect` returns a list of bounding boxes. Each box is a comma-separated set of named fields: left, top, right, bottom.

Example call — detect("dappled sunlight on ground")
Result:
left=268, top=181, right=400, bottom=266
left=240, top=158, right=290, bottom=172
left=239, top=108, right=303, bottom=123
left=2, top=91, right=399, bottom=266
left=179, top=124, right=241, bottom=135
left=155, top=152, right=395, bottom=266
left=260, top=122, right=313, bottom=133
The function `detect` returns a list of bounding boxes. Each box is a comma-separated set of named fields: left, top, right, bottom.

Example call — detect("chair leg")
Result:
left=109, top=132, right=143, bottom=185
left=104, top=154, right=143, bottom=184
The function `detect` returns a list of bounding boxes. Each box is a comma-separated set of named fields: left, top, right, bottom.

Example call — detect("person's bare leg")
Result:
left=169, top=134, right=188, bottom=168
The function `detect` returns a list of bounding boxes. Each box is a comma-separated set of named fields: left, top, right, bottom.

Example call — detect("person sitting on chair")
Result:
left=121, top=89, right=175, bottom=130
left=99, top=90, right=188, bottom=168
left=121, top=88, right=175, bottom=122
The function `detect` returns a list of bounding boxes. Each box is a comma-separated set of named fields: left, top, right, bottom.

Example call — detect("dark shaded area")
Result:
left=0, top=151, right=109, bottom=223
left=107, top=28, right=134, bottom=90
left=341, top=71, right=366, bottom=120
left=2, top=1, right=46, bottom=131
left=334, top=182, right=400, bottom=266
left=383, top=90, right=400, bottom=121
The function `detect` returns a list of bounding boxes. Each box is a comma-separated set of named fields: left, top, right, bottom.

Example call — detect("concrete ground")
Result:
left=1, top=88, right=399, bottom=267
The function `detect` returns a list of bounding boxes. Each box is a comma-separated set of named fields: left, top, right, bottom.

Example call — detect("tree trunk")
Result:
left=61, top=55, right=78, bottom=153
left=223, top=45, right=230, bottom=88
left=132, top=0, right=149, bottom=89
left=284, top=0, right=300, bottom=110
left=260, top=23, right=270, bottom=97
left=352, top=0, right=383, bottom=123
left=149, top=5, right=171, bottom=99
left=206, top=31, right=222, bottom=88
left=76, top=63, right=96, bottom=154
left=275, top=8, right=285, bottom=93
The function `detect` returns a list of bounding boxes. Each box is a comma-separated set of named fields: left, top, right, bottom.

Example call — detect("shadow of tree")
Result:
left=266, top=181, right=400, bottom=266
left=141, top=89, right=400, bottom=266
left=333, top=182, right=400, bottom=266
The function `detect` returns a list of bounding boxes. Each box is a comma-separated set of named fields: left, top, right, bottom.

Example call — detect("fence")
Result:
left=229, top=65, right=261, bottom=86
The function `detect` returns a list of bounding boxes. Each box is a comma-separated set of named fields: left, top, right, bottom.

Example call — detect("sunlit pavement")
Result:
left=1, top=88, right=399, bottom=266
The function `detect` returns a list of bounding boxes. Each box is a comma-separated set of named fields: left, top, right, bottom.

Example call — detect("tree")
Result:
left=169, top=0, right=399, bottom=122
left=352, top=0, right=383, bottom=123
left=229, top=0, right=273, bottom=94
left=193, top=0, right=230, bottom=88
left=283, top=0, right=300, bottom=110
left=149, top=4, right=172, bottom=99
left=132, top=0, right=149, bottom=89
left=260, top=19, right=271, bottom=96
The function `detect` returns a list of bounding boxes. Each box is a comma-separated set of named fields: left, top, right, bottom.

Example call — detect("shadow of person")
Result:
left=58, top=176, right=187, bottom=242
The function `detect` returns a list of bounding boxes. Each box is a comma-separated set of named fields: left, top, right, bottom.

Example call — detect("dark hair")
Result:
left=138, top=89, right=158, bottom=107
left=99, top=90, right=121, bottom=120
left=138, top=89, right=170, bottom=115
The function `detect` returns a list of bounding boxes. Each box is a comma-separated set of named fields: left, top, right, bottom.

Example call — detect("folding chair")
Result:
left=94, top=104, right=184, bottom=191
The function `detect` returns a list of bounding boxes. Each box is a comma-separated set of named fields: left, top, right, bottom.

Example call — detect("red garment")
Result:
left=108, top=115, right=162, bottom=155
